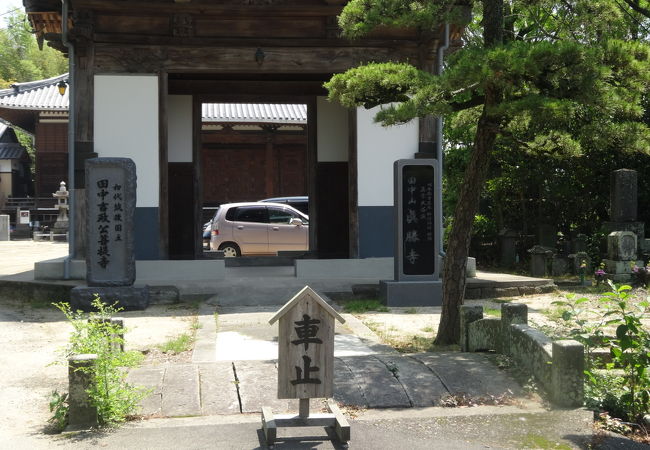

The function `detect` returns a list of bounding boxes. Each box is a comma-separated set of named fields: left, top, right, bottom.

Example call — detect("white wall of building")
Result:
left=316, top=96, right=348, bottom=162
left=167, top=95, right=193, bottom=163
left=94, top=74, right=160, bottom=208
left=357, top=106, right=418, bottom=206
left=0, top=160, right=11, bottom=172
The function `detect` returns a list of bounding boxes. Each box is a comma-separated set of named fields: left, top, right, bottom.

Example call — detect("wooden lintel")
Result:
left=168, top=80, right=327, bottom=97
left=94, top=44, right=419, bottom=74
left=92, top=34, right=421, bottom=50
left=72, top=0, right=344, bottom=17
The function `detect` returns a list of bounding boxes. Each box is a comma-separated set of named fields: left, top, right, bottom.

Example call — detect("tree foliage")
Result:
left=0, top=10, right=67, bottom=87
left=326, top=0, right=650, bottom=344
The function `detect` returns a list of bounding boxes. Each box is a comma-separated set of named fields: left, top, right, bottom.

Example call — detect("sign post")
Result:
left=262, top=286, right=350, bottom=445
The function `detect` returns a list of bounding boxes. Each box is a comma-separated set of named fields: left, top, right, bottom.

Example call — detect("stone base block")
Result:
left=602, top=221, right=644, bottom=242
left=602, top=259, right=643, bottom=275
left=380, top=280, right=442, bottom=307
left=71, top=285, right=150, bottom=311
left=466, top=257, right=477, bottom=278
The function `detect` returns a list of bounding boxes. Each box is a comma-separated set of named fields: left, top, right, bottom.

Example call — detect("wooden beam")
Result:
left=168, top=80, right=327, bottom=96
left=71, top=1, right=345, bottom=17
left=94, top=44, right=419, bottom=74
left=158, top=71, right=169, bottom=259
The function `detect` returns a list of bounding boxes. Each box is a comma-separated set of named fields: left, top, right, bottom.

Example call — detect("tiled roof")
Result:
left=201, top=103, right=307, bottom=124
left=0, top=143, right=27, bottom=160
left=0, top=73, right=68, bottom=111
left=0, top=74, right=307, bottom=124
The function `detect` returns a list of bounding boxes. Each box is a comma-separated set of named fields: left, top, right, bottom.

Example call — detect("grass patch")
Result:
left=404, top=307, right=419, bottom=314
left=484, top=307, right=501, bottom=317
left=157, top=333, right=194, bottom=354
left=343, top=299, right=388, bottom=313
left=520, top=434, right=571, bottom=450
left=421, top=326, right=435, bottom=333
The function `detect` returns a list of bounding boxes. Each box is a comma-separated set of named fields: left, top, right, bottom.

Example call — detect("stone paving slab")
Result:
left=414, top=352, right=523, bottom=399
left=161, top=364, right=201, bottom=417
left=338, top=355, right=412, bottom=408
left=233, top=360, right=294, bottom=414
left=197, top=363, right=240, bottom=415
left=129, top=352, right=528, bottom=418
left=127, top=366, right=164, bottom=416
left=333, top=357, right=368, bottom=408
left=373, top=354, right=448, bottom=407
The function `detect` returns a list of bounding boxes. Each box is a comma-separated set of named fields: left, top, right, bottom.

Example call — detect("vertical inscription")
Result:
left=86, top=158, right=136, bottom=287
left=402, top=165, right=435, bottom=276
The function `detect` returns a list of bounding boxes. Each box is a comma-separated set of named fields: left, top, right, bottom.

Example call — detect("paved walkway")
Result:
left=127, top=304, right=527, bottom=418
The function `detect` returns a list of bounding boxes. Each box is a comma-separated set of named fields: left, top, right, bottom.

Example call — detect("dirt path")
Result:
left=0, top=301, right=199, bottom=448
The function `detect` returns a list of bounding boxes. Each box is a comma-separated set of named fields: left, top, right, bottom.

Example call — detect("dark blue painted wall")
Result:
left=134, top=207, right=160, bottom=260
left=358, top=206, right=394, bottom=258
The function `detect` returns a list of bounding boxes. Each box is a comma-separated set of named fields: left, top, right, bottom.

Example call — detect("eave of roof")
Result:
left=0, top=74, right=307, bottom=124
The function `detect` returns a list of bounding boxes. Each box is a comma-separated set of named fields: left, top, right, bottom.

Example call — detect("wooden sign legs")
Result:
left=261, top=399, right=350, bottom=446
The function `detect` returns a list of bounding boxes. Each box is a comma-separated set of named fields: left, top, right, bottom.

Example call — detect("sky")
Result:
left=0, top=0, right=24, bottom=28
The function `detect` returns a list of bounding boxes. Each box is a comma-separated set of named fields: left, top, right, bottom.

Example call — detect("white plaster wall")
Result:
left=94, top=74, right=160, bottom=208
left=317, top=97, right=348, bottom=162
left=0, top=160, right=11, bottom=172
left=357, top=106, right=418, bottom=206
left=167, top=95, right=193, bottom=163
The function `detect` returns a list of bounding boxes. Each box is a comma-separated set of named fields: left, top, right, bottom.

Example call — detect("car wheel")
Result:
left=219, top=243, right=241, bottom=257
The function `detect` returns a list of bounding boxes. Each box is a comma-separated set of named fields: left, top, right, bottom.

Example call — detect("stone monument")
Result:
left=603, top=169, right=646, bottom=248
left=380, top=159, right=442, bottom=306
left=602, top=231, right=643, bottom=282
left=71, top=158, right=149, bottom=311
left=52, top=181, right=69, bottom=234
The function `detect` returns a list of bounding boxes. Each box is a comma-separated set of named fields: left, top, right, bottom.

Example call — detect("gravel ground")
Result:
left=0, top=300, right=199, bottom=447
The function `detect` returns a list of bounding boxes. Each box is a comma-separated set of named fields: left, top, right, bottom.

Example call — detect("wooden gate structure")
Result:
left=24, top=0, right=466, bottom=261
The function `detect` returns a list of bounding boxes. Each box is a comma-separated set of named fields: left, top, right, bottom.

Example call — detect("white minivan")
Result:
left=209, top=202, right=309, bottom=257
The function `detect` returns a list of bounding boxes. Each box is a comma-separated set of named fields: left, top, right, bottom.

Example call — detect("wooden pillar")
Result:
left=417, top=39, right=438, bottom=158
left=158, top=71, right=169, bottom=259
left=348, top=108, right=358, bottom=258
left=307, top=98, right=318, bottom=253
left=263, top=125, right=279, bottom=198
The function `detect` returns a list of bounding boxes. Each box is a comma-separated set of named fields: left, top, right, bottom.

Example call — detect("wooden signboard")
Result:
left=263, top=286, right=349, bottom=445
left=269, top=285, right=344, bottom=399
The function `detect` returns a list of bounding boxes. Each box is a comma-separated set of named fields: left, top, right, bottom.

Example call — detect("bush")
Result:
left=53, top=296, right=145, bottom=427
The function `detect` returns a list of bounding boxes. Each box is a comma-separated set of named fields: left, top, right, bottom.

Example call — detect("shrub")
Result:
left=53, top=296, right=146, bottom=427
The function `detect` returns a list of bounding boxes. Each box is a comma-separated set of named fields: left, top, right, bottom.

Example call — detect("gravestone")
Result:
left=572, top=233, right=587, bottom=253
left=71, top=158, right=149, bottom=311
left=602, top=231, right=643, bottom=282
left=0, top=215, right=8, bottom=241
left=602, top=169, right=645, bottom=246
left=380, top=159, right=442, bottom=306
left=528, top=245, right=553, bottom=277
left=610, top=169, right=636, bottom=222
left=262, top=286, right=349, bottom=445
left=537, top=224, right=557, bottom=250
left=499, top=229, right=518, bottom=268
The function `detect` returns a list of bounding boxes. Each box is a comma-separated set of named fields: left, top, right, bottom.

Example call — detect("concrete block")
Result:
left=136, top=260, right=225, bottom=281
left=34, top=258, right=85, bottom=280
left=603, top=259, right=643, bottom=275
left=551, top=340, right=584, bottom=407
left=499, top=303, right=528, bottom=355
left=494, top=287, right=520, bottom=298
left=607, top=231, right=637, bottom=261
left=71, top=285, right=150, bottom=311
left=67, top=354, right=98, bottom=428
left=467, top=318, right=500, bottom=352
left=295, top=258, right=393, bottom=279
left=460, top=305, right=483, bottom=352
left=379, top=280, right=442, bottom=306
left=509, top=324, right=553, bottom=390
left=466, top=257, right=477, bottom=277
left=0, top=215, right=8, bottom=241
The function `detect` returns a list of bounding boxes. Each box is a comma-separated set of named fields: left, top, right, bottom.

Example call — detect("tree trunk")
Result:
left=435, top=0, right=504, bottom=345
